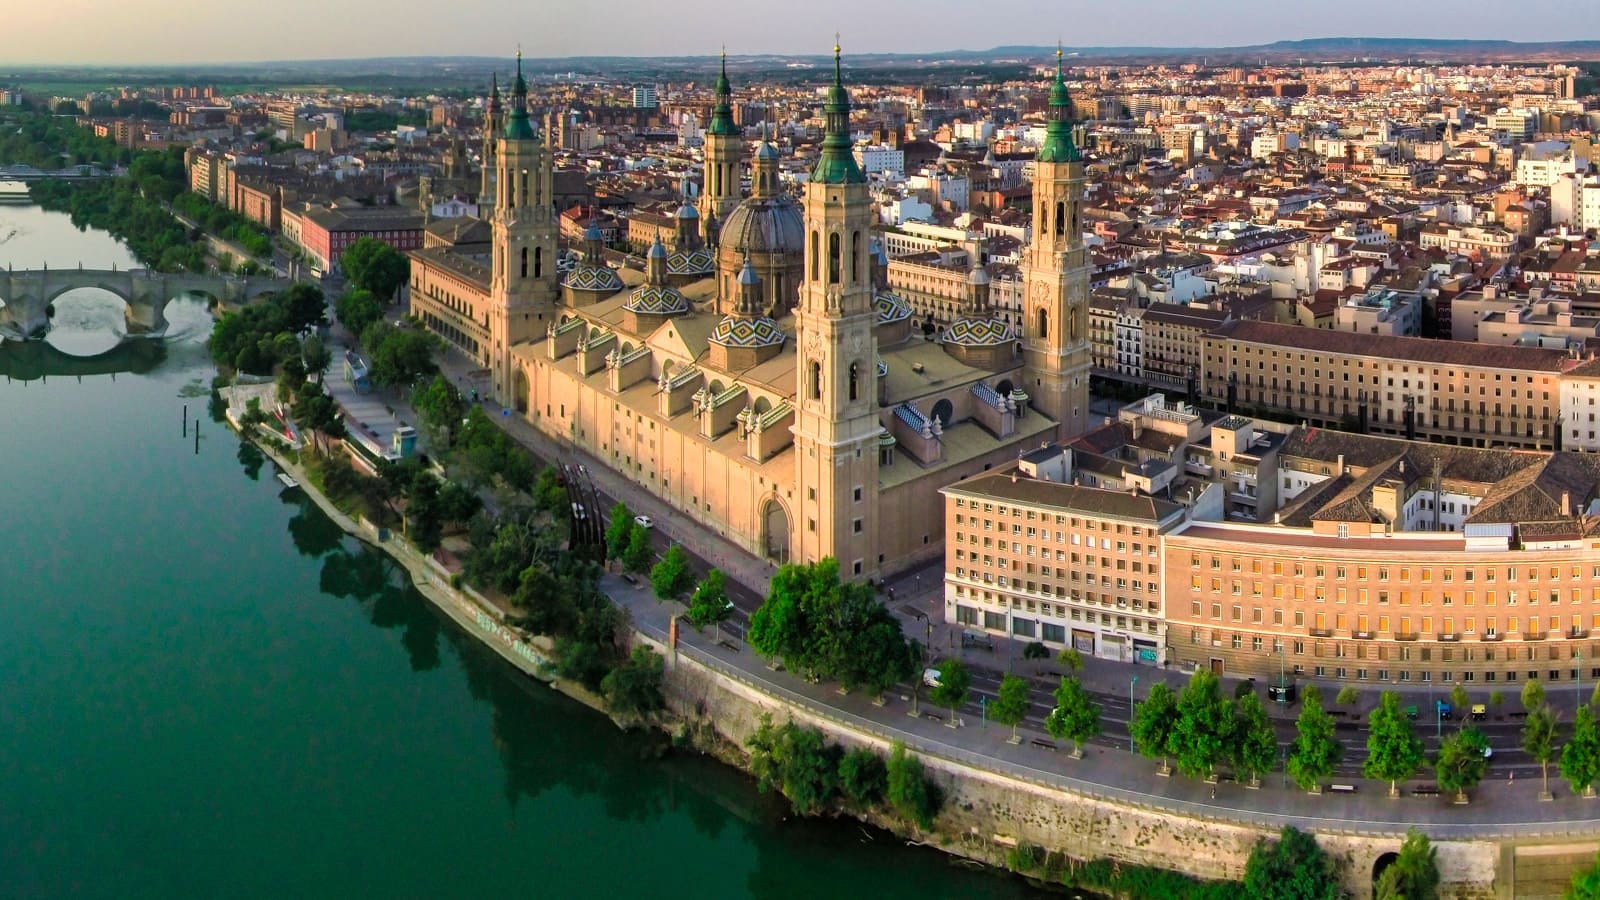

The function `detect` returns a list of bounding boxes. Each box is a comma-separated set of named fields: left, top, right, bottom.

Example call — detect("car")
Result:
left=922, top=667, right=943, bottom=688
left=571, top=502, right=585, bottom=519
left=1471, top=704, right=1487, bottom=721
left=1436, top=700, right=1453, bottom=721
left=634, top=515, right=654, bottom=530
left=1482, top=745, right=1494, bottom=760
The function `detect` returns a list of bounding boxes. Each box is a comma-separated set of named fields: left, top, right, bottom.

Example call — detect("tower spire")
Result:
left=708, top=45, right=737, bottom=136
left=811, top=38, right=864, bottom=184
left=1039, top=45, right=1079, bottom=163
left=504, top=48, right=534, bottom=140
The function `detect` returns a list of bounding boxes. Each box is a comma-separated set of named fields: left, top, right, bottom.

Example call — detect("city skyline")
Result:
left=7, top=0, right=1600, bottom=66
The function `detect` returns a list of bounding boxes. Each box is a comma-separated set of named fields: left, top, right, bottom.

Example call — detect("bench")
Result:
left=1328, top=783, right=1358, bottom=794
left=1412, top=785, right=1440, bottom=797
left=1031, top=738, right=1058, bottom=751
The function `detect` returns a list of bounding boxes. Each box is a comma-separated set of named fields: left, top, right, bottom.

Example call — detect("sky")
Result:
left=8, top=0, right=1600, bottom=66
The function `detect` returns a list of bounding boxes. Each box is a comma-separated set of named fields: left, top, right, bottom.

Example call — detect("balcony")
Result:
left=1522, top=631, right=1547, bottom=642
left=1185, top=459, right=1214, bottom=476
left=1571, top=627, right=1591, bottom=640
left=1353, top=630, right=1374, bottom=640
left=1309, top=628, right=1334, bottom=638
left=1394, top=632, right=1420, bottom=642
left=1436, top=632, right=1461, bottom=642
left=1481, top=631, right=1503, bottom=642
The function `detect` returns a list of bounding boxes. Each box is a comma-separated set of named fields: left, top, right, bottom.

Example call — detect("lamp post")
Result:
left=1130, top=674, right=1139, bottom=753
left=1579, top=649, right=1584, bottom=712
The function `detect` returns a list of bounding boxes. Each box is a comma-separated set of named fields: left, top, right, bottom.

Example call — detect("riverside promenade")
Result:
left=418, top=347, right=1600, bottom=841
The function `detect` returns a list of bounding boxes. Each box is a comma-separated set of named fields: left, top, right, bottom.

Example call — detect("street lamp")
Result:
left=1578, top=649, right=1584, bottom=712
left=1130, top=674, right=1139, bottom=753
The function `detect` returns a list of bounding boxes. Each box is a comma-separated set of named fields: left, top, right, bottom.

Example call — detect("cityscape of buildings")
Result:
left=18, top=46, right=1600, bottom=689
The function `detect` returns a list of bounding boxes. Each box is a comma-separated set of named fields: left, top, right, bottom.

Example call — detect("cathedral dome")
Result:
left=719, top=196, right=805, bottom=256
left=874, top=291, right=912, bottom=324
left=562, top=263, right=625, bottom=294
left=942, top=316, right=1016, bottom=347
left=709, top=315, right=786, bottom=349
left=625, top=283, right=689, bottom=316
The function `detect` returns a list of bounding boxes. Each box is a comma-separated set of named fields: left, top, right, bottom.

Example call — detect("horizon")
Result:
left=7, top=0, right=1600, bottom=67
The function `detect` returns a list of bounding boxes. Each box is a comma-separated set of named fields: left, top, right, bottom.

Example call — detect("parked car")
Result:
left=922, top=667, right=943, bottom=688
left=634, top=515, right=654, bottom=530
left=1436, top=700, right=1453, bottom=721
left=1471, top=704, right=1487, bottom=721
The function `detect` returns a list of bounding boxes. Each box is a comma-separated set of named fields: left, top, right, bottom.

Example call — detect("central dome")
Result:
left=719, top=196, right=805, bottom=256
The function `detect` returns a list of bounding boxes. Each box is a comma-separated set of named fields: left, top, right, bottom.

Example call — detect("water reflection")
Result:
left=0, top=335, right=167, bottom=382
left=236, top=439, right=264, bottom=481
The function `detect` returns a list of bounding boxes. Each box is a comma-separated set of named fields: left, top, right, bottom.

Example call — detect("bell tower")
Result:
left=792, top=43, right=881, bottom=581
left=488, top=50, right=558, bottom=406
left=479, top=73, right=501, bottom=209
left=701, top=50, right=742, bottom=232
left=1020, top=49, right=1091, bottom=439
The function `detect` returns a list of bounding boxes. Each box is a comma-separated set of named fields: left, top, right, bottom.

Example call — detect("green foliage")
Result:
left=1170, top=670, right=1229, bottom=779
left=170, top=190, right=272, bottom=257
left=885, top=741, right=941, bottom=830
left=301, top=333, right=332, bottom=384
left=342, top=107, right=428, bottom=133
left=358, top=321, right=438, bottom=388
left=449, top=407, right=535, bottom=493
left=1046, top=675, right=1101, bottom=754
left=622, top=523, right=655, bottom=574
left=1231, top=691, right=1278, bottom=785
left=1242, top=826, right=1343, bottom=900
left=1288, top=688, right=1343, bottom=791
left=746, top=559, right=912, bottom=695
left=341, top=236, right=410, bottom=300
left=600, top=645, right=664, bottom=717
left=1450, top=683, right=1471, bottom=716
left=686, top=569, right=732, bottom=629
left=992, top=674, right=1031, bottom=740
left=744, top=716, right=840, bottom=816
left=1492, top=689, right=1509, bottom=711
left=1568, top=850, right=1600, bottom=900
left=649, top=544, right=694, bottom=602
left=1057, top=647, right=1084, bottom=672
left=1525, top=703, right=1560, bottom=795
left=1563, top=704, right=1600, bottom=796
left=1006, top=842, right=1042, bottom=873
left=604, top=503, right=633, bottom=561
left=1021, top=642, right=1049, bottom=661
left=1365, top=691, right=1425, bottom=794
left=0, top=109, right=120, bottom=169
left=410, top=374, right=465, bottom=445
left=403, top=471, right=444, bottom=552
left=1335, top=686, right=1360, bottom=707
left=1376, top=829, right=1439, bottom=900
left=1523, top=677, right=1547, bottom=712
left=29, top=147, right=205, bottom=272
left=1131, top=681, right=1180, bottom=769
left=334, top=289, right=384, bottom=340
left=837, top=747, right=887, bottom=808
left=1434, top=726, right=1489, bottom=801
left=210, top=289, right=325, bottom=375
left=930, top=658, right=972, bottom=718
left=1060, top=858, right=1237, bottom=900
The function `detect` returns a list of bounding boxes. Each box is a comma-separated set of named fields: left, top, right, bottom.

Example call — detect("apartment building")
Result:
left=1200, top=320, right=1568, bottom=449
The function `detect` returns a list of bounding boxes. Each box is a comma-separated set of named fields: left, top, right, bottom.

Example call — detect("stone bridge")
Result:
left=0, top=267, right=288, bottom=340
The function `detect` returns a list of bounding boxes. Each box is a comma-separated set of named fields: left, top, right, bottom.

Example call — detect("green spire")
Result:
left=810, top=39, right=865, bottom=185
left=1038, top=46, right=1080, bottom=164
left=504, top=48, right=535, bottom=141
left=707, top=48, right=738, bottom=137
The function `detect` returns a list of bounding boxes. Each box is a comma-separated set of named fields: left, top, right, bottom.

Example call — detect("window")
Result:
left=810, top=362, right=822, bottom=400
left=828, top=232, right=841, bottom=284
left=848, top=362, right=859, bottom=402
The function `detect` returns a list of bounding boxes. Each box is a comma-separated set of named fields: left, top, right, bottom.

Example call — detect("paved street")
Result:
left=384, top=336, right=1600, bottom=832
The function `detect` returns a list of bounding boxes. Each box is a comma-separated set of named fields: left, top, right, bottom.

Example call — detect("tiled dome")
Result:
left=709, top=315, right=786, bottom=348
left=941, top=316, right=1016, bottom=347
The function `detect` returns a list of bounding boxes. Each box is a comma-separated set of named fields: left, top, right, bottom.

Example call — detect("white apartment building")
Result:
left=855, top=144, right=905, bottom=177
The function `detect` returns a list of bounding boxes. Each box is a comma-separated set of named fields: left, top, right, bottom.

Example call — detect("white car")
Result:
left=923, top=667, right=943, bottom=688
left=634, top=515, right=654, bottom=530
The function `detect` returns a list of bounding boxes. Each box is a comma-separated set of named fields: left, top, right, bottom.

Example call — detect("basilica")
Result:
left=407, top=49, right=1094, bottom=579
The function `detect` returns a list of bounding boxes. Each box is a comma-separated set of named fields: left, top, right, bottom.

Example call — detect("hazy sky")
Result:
left=9, top=0, right=1600, bottom=65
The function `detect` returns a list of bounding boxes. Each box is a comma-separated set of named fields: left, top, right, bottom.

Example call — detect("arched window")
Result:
left=828, top=232, right=842, bottom=285
left=810, top=361, right=822, bottom=400
left=851, top=231, right=861, bottom=284
left=1055, top=201, right=1065, bottom=237
left=810, top=231, right=819, bottom=281
left=533, top=247, right=543, bottom=279
left=848, top=362, right=859, bottom=401
left=1036, top=308, right=1049, bottom=340
left=520, top=247, right=528, bottom=279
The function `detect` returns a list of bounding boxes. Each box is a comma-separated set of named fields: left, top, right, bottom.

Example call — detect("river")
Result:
left=0, top=203, right=1046, bottom=899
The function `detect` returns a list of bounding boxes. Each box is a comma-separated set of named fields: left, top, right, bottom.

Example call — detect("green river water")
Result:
left=0, top=203, right=1046, bottom=899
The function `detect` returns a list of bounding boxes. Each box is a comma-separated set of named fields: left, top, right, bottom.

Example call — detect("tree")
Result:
left=1525, top=703, right=1560, bottom=800
left=334, top=288, right=384, bottom=339
left=1170, top=670, right=1230, bottom=780
left=1335, top=686, right=1360, bottom=708
left=1241, top=826, right=1342, bottom=900
left=1288, top=688, right=1343, bottom=793
left=930, top=658, right=971, bottom=725
left=279, top=282, right=327, bottom=334
left=302, top=333, right=332, bottom=384
left=747, top=559, right=910, bottom=695
left=886, top=741, right=940, bottom=830
left=1569, top=850, right=1600, bottom=900
left=1375, top=829, right=1439, bottom=900
left=1449, top=683, right=1471, bottom=718
left=341, top=236, right=410, bottom=300
left=838, top=748, right=887, bottom=808
left=1022, top=642, right=1049, bottom=662
left=1057, top=647, right=1084, bottom=673
left=411, top=375, right=465, bottom=445
left=1592, top=682, right=1600, bottom=709
left=1523, top=677, right=1547, bottom=713
left=604, top=503, right=633, bottom=562
left=599, top=645, right=664, bottom=717
left=650, top=544, right=695, bottom=603
left=436, top=480, right=481, bottom=526
left=1130, top=681, right=1180, bottom=774
left=1563, top=704, right=1600, bottom=798
left=1046, top=675, right=1101, bottom=758
left=993, top=674, right=1030, bottom=744
left=686, top=569, right=732, bottom=629
left=1490, top=689, right=1507, bottom=717
left=1435, top=726, right=1490, bottom=804
left=1365, top=691, right=1425, bottom=797
left=360, top=321, right=437, bottom=388
left=622, top=523, right=655, bottom=574
left=1232, top=691, right=1279, bottom=787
